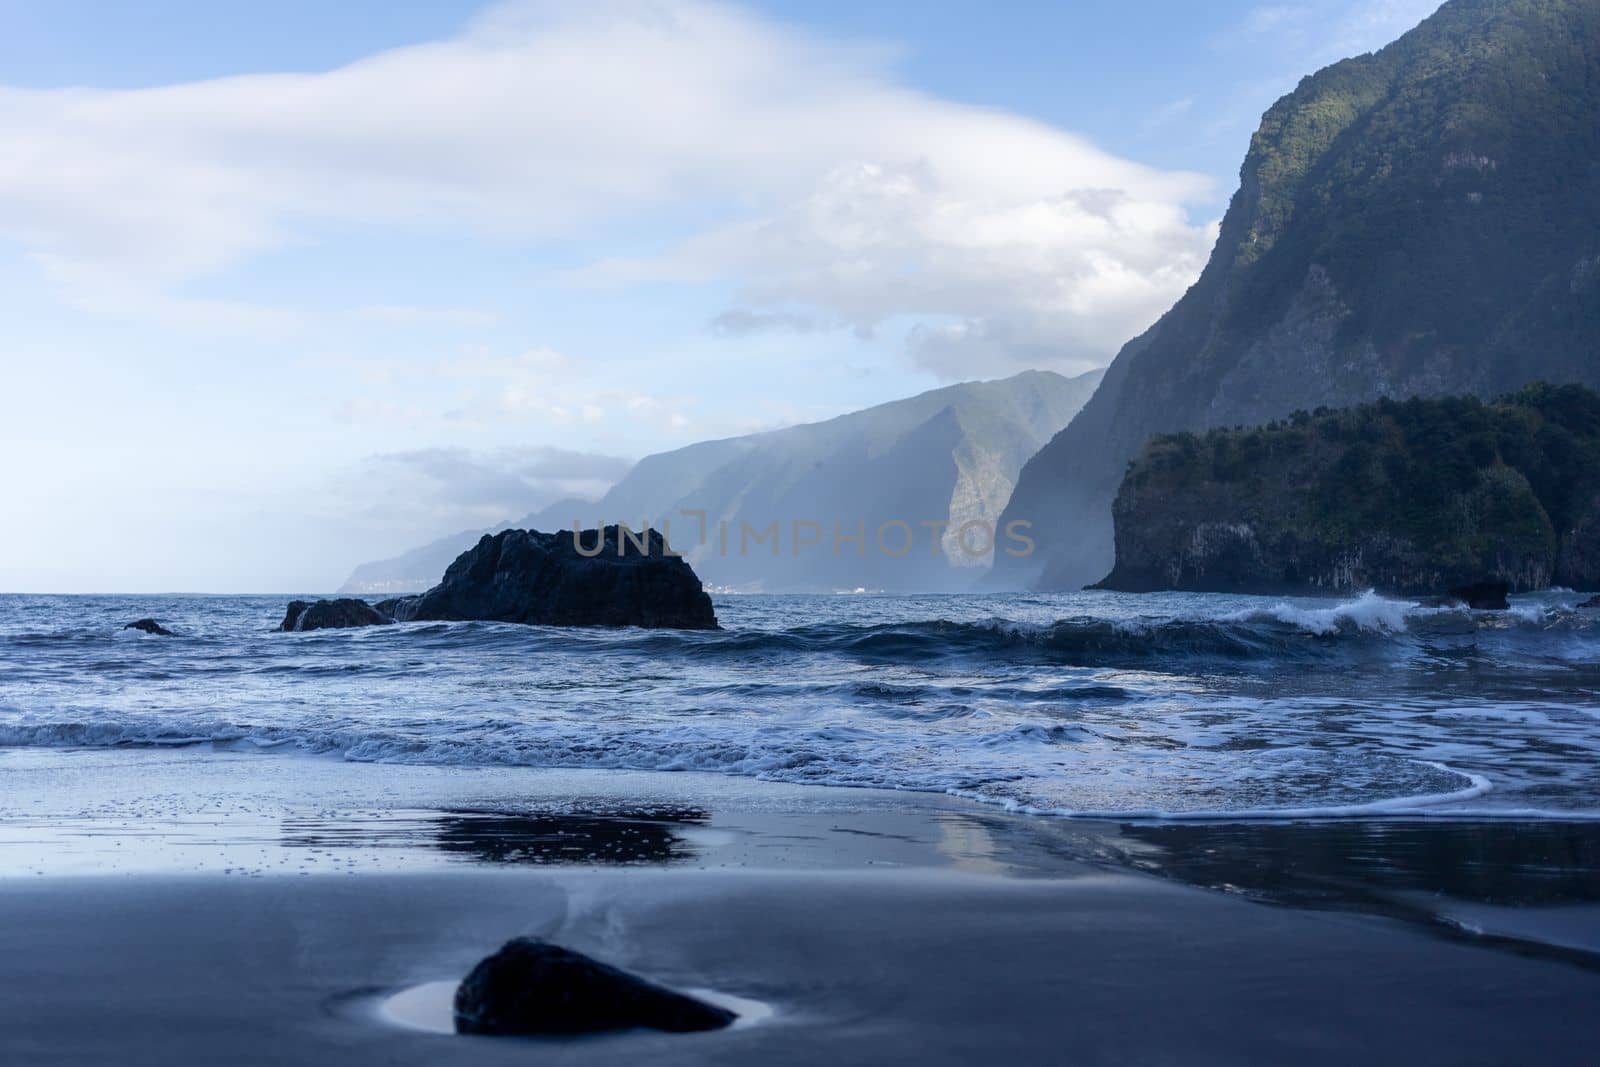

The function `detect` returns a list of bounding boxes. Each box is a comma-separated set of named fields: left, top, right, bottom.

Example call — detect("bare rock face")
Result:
left=277, top=598, right=394, bottom=632
left=1557, top=495, right=1600, bottom=591
left=384, top=527, right=718, bottom=630
left=124, top=618, right=176, bottom=636
left=278, top=527, right=717, bottom=632
left=452, top=938, right=736, bottom=1037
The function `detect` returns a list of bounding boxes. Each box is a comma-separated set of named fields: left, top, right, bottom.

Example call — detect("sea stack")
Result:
left=279, top=526, right=718, bottom=632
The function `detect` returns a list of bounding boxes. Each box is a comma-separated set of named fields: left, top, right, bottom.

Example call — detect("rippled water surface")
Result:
left=3, top=590, right=1599, bottom=818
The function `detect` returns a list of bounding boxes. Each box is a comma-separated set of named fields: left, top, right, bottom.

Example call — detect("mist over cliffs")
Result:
left=996, top=0, right=1600, bottom=590
left=342, top=368, right=1102, bottom=594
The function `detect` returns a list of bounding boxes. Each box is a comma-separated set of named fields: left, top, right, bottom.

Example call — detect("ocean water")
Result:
left=2, top=589, right=1599, bottom=820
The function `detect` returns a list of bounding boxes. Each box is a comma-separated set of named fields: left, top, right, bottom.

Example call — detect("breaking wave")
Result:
left=2, top=589, right=1599, bottom=819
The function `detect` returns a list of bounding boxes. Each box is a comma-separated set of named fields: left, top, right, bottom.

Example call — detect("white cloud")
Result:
left=325, top=344, right=702, bottom=438
left=353, top=304, right=498, bottom=327
left=0, top=0, right=1217, bottom=373
left=1222, top=1, right=1442, bottom=65
left=1141, top=96, right=1196, bottom=135
left=434, top=347, right=700, bottom=430
left=657, top=165, right=1219, bottom=376
left=1324, top=0, right=1443, bottom=57
left=344, top=445, right=631, bottom=528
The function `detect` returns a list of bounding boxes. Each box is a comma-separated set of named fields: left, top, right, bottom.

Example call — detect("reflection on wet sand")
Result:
left=1113, top=819, right=1600, bottom=907
left=281, top=807, right=710, bottom=865
left=1105, top=819, right=1600, bottom=965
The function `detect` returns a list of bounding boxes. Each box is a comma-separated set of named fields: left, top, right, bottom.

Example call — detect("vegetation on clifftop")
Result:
left=1102, top=384, right=1600, bottom=594
left=996, top=0, right=1600, bottom=591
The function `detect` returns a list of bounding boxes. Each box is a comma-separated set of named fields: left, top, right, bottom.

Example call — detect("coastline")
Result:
left=2, top=749, right=1599, bottom=1064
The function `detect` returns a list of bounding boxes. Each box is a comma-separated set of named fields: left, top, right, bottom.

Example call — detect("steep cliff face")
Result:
left=343, top=368, right=1101, bottom=593
left=1096, top=385, right=1600, bottom=595
left=996, top=0, right=1600, bottom=589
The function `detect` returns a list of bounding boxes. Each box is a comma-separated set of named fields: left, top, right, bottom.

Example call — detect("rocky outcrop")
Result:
left=1095, top=388, right=1600, bottom=599
left=995, top=0, right=1600, bottom=590
left=453, top=938, right=736, bottom=1036
left=384, top=526, right=717, bottom=629
left=283, top=527, right=718, bottom=632
left=1556, top=495, right=1600, bottom=591
left=123, top=618, right=176, bottom=636
left=278, top=598, right=394, bottom=632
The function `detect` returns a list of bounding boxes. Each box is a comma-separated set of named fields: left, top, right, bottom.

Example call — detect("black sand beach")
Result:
left=2, top=750, right=1598, bottom=1065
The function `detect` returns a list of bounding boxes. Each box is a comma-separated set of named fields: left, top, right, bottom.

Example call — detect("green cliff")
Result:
left=1096, top=384, right=1600, bottom=595
left=995, top=0, right=1600, bottom=590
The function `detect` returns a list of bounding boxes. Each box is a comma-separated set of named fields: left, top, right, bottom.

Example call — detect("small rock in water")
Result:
left=277, top=598, right=394, bottom=632
left=123, top=618, right=176, bottom=636
left=453, top=937, right=736, bottom=1037
left=1579, top=594, right=1600, bottom=609
left=1447, top=581, right=1511, bottom=611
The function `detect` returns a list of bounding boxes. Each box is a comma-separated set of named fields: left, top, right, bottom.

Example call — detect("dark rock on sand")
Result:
left=123, top=618, right=176, bottom=636
left=277, top=598, right=394, bottom=632
left=453, top=937, right=736, bottom=1036
left=383, top=527, right=718, bottom=630
left=1448, top=581, right=1510, bottom=611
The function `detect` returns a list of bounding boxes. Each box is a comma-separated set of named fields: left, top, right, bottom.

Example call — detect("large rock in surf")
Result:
left=278, top=598, right=394, bottom=632
left=124, top=618, right=176, bottom=636
left=278, top=527, right=717, bottom=632
left=453, top=937, right=736, bottom=1036
left=384, top=526, right=718, bottom=630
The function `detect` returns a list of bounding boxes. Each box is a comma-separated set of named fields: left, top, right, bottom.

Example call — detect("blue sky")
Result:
left=0, top=0, right=1443, bottom=591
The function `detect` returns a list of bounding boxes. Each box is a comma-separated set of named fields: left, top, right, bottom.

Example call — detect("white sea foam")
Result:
left=5, top=590, right=1600, bottom=822
left=1225, top=589, right=1417, bottom=635
left=1506, top=602, right=1553, bottom=623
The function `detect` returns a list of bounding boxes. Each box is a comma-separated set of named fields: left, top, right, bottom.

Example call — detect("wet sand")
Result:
left=6, top=867, right=1600, bottom=1065
left=1, top=749, right=1598, bottom=1064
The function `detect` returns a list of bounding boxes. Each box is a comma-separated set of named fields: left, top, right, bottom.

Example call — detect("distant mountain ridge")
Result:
left=996, top=0, right=1600, bottom=590
left=341, top=368, right=1103, bottom=593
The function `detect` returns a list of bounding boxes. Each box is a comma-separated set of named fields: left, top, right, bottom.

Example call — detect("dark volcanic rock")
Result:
left=124, top=618, right=176, bottom=636
left=452, top=938, right=736, bottom=1036
left=282, top=527, right=717, bottom=632
left=277, top=598, right=394, bottom=632
left=1448, top=581, right=1510, bottom=611
left=384, top=527, right=718, bottom=630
